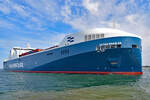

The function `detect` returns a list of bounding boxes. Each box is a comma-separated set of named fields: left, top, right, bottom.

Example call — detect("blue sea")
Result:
left=0, top=68, right=150, bottom=100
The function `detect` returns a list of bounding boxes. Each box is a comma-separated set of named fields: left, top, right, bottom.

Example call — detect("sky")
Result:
left=0, top=0, right=150, bottom=68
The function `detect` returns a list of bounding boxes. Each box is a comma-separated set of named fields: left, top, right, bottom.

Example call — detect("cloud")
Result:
left=82, top=0, right=99, bottom=14
left=0, top=0, right=30, bottom=17
left=24, top=0, right=62, bottom=21
left=0, top=0, right=63, bottom=32
left=0, top=3, right=10, bottom=14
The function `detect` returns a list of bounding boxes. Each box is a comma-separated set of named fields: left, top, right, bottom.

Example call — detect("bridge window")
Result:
left=85, top=35, right=88, bottom=41
left=92, top=34, right=95, bottom=40
left=96, top=34, right=100, bottom=39
left=111, top=45, right=116, bottom=48
left=132, top=44, right=138, bottom=48
left=85, top=34, right=105, bottom=41
left=101, top=34, right=104, bottom=38
left=88, top=35, right=91, bottom=40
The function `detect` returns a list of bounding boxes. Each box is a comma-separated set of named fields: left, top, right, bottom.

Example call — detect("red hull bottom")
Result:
left=8, top=71, right=143, bottom=75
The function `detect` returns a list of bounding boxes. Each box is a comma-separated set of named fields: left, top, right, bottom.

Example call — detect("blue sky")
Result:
left=0, top=0, right=150, bottom=68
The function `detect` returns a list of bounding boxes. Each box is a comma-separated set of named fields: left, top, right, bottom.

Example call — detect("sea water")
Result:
left=0, top=68, right=150, bottom=100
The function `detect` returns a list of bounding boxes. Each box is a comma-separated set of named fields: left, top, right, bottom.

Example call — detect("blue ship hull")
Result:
left=3, top=36, right=142, bottom=75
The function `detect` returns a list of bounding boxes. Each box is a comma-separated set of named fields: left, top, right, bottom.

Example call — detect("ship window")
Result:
left=100, top=45, right=105, bottom=52
left=92, top=34, right=95, bottom=40
left=132, top=44, right=138, bottom=48
left=46, top=52, right=53, bottom=55
left=105, top=45, right=110, bottom=49
left=88, top=35, right=91, bottom=40
left=111, top=45, right=116, bottom=48
left=85, top=35, right=88, bottom=41
left=101, top=34, right=104, bottom=38
left=96, top=46, right=100, bottom=51
left=96, top=34, right=100, bottom=39
left=117, top=44, right=121, bottom=48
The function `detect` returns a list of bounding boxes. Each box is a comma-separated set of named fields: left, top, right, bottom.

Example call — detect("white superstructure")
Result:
left=8, top=47, right=34, bottom=60
left=59, top=28, right=140, bottom=47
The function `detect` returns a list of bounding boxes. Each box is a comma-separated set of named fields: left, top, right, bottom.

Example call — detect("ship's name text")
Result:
left=8, top=62, right=24, bottom=68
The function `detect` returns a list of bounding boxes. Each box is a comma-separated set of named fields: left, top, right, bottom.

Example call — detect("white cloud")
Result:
left=0, top=0, right=63, bottom=31
left=126, top=15, right=137, bottom=25
left=0, top=3, right=10, bottom=14
left=24, top=0, right=62, bottom=21
left=0, top=0, right=30, bottom=17
left=82, top=0, right=99, bottom=14
left=12, top=4, right=29, bottom=17
left=61, top=5, right=72, bottom=20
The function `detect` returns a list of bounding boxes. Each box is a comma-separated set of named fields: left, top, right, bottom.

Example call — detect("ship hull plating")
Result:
left=3, top=37, right=142, bottom=75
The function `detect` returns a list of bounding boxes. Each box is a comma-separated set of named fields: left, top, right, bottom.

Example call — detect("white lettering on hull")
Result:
left=8, top=62, right=24, bottom=68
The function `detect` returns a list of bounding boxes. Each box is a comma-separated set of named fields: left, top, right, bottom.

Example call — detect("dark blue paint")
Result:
left=33, top=48, right=141, bottom=72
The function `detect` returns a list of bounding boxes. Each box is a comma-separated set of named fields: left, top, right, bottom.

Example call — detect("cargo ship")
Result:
left=3, top=28, right=142, bottom=75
